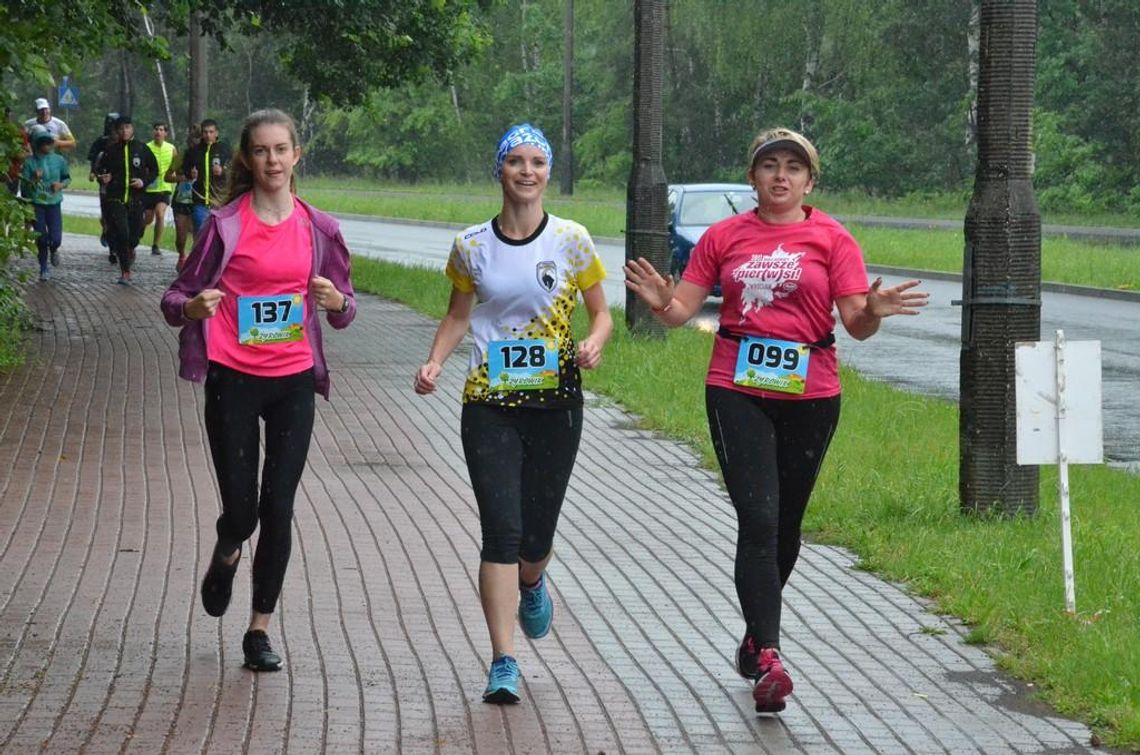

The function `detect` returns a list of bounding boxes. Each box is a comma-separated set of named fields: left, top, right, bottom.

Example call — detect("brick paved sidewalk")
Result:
left=0, top=234, right=1098, bottom=753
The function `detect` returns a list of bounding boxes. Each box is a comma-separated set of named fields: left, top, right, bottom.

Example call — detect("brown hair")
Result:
left=221, top=108, right=300, bottom=206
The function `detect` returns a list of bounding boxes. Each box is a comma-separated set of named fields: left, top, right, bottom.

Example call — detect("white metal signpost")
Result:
left=1015, top=330, right=1103, bottom=614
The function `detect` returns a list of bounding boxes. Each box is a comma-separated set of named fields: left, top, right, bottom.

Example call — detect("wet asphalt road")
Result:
left=63, top=194, right=1139, bottom=471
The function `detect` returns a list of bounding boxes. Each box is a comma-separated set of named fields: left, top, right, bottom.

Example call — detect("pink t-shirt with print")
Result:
left=682, top=207, right=868, bottom=399
left=207, top=194, right=315, bottom=376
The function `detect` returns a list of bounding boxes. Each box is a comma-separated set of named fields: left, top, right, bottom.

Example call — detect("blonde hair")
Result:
left=747, top=128, right=820, bottom=180
left=221, top=109, right=300, bottom=206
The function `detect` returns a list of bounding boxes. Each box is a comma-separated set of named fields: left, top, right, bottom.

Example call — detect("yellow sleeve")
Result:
left=444, top=237, right=475, bottom=293
left=570, top=229, right=607, bottom=291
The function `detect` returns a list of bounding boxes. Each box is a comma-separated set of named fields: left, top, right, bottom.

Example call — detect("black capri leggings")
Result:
left=460, top=404, right=583, bottom=564
left=706, top=385, right=840, bottom=649
left=204, top=362, right=315, bottom=614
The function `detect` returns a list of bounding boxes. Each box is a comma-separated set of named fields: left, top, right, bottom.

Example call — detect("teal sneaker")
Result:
left=482, top=655, right=521, bottom=704
left=518, top=572, right=553, bottom=639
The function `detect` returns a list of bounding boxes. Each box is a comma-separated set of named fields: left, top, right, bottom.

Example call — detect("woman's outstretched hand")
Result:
left=866, top=277, right=928, bottom=317
left=622, top=257, right=674, bottom=310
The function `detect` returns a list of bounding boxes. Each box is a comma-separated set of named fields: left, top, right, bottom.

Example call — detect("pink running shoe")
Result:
left=753, top=648, right=793, bottom=713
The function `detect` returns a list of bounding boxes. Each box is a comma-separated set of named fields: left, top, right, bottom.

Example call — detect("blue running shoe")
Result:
left=518, top=572, right=553, bottom=639
left=482, top=655, right=520, bottom=704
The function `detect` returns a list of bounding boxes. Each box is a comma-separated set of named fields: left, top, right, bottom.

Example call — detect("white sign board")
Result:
left=1015, top=339, right=1102, bottom=465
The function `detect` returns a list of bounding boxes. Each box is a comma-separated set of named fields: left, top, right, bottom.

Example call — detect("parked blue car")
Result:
left=668, top=183, right=757, bottom=295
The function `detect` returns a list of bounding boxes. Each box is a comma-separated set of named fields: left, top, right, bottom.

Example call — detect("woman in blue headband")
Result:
left=414, top=123, right=613, bottom=704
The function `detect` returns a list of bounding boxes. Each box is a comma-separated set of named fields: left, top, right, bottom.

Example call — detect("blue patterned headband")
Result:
left=494, top=123, right=553, bottom=179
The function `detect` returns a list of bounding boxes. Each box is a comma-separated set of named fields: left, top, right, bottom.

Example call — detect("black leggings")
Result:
left=460, top=404, right=583, bottom=564
left=706, top=386, right=840, bottom=648
left=103, top=197, right=144, bottom=273
left=203, top=362, right=315, bottom=614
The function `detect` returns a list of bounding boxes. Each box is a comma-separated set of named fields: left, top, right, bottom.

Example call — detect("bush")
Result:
left=0, top=123, right=35, bottom=369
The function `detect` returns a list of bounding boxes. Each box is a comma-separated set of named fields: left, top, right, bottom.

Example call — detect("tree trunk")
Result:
left=141, top=10, right=175, bottom=140
left=449, top=82, right=462, bottom=124
left=959, top=0, right=1040, bottom=516
left=188, top=11, right=208, bottom=129
left=800, top=15, right=821, bottom=133
left=299, top=86, right=316, bottom=177
left=625, top=0, right=669, bottom=337
left=560, top=0, right=574, bottom=195
left=118, top=51, right=135, bottom=117
left=966, top=0, right=981, bottom=146
left=520, top=0, right=532, bottom=107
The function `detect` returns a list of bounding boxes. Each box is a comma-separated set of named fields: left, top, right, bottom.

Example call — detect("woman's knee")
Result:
left=480, top=525, right=522, bottom=564
left=219, top=509, right=258, bottom=543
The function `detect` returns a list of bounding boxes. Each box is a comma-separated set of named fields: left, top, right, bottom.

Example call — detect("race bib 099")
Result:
left=732, top=336, right=811, bottom=394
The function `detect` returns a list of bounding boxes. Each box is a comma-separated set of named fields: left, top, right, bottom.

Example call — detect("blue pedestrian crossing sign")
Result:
left=57, top=77, right=79, bottom=109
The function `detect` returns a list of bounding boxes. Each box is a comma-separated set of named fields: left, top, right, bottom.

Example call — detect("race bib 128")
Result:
left=487, top=338, right=559, bottom=391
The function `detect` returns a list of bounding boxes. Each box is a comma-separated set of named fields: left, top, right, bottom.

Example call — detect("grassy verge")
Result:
left=849, top=224, right=1140, bottom=292
left=0, top=317, right=25, bottom=369
left=351, top=255, right=1140, bottom=750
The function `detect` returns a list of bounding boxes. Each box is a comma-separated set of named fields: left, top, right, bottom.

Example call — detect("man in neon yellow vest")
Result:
left=181, top=118, right=232, bottom=236
left=142, top=122, right=177, bottom=256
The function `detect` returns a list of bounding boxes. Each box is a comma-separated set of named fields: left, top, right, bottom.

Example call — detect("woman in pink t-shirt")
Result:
left=625, top=128, right=927, bottom=713
left=162, top=109, right=355, bottom=673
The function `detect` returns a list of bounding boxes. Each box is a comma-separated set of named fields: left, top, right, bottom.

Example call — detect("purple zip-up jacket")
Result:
left=160, top=196, right=356, bottom=399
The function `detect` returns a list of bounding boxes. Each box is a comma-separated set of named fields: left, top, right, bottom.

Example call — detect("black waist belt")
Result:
left=717, top=327, right=835, bottom=349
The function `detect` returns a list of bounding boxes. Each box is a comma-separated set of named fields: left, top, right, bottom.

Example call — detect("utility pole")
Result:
left=625, top=0, right=669, bottom=337
left=959, top=0, right=1041, bottom=515
left=560, top=0, right=574, bottom=196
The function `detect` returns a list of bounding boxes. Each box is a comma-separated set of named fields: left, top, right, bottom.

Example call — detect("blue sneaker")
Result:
left=482, top=655, right=520, bottom=704
left=518, top=572, right=553, bottom=639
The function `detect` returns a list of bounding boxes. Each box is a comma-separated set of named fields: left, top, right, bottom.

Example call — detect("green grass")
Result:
left=0, top=322, right=25, bottom=369
left=349, top=256, right=1140, bottom=750
left=848, top=224, right=1140, bottom=292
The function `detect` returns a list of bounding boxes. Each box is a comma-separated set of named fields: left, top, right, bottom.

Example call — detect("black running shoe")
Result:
left=736, top=633, right=761, bottom=680
left=108, top=252, right=117, bottom=264
left=243, top=630, right=283, bottom=672
left=200, top=544, right=240, bottom=617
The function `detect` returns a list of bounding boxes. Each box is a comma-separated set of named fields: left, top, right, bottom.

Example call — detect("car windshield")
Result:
left=677, top=190, right=757, bottom=226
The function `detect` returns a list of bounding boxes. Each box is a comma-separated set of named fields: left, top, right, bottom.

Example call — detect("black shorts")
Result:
left=142, top=191, right=171, bottom=210
left=171, top=202, right=193, bottom=217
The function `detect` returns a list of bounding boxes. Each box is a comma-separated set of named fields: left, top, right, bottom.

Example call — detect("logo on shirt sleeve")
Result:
left=536, top=261, right=558, bottom=292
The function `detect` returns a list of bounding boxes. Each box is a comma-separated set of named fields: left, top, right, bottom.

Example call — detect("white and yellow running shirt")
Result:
left=445, top=213, right=607, bottom=408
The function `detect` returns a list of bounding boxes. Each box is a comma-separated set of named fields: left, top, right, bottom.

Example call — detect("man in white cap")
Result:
left=25, top=97, right=76, bottom=152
